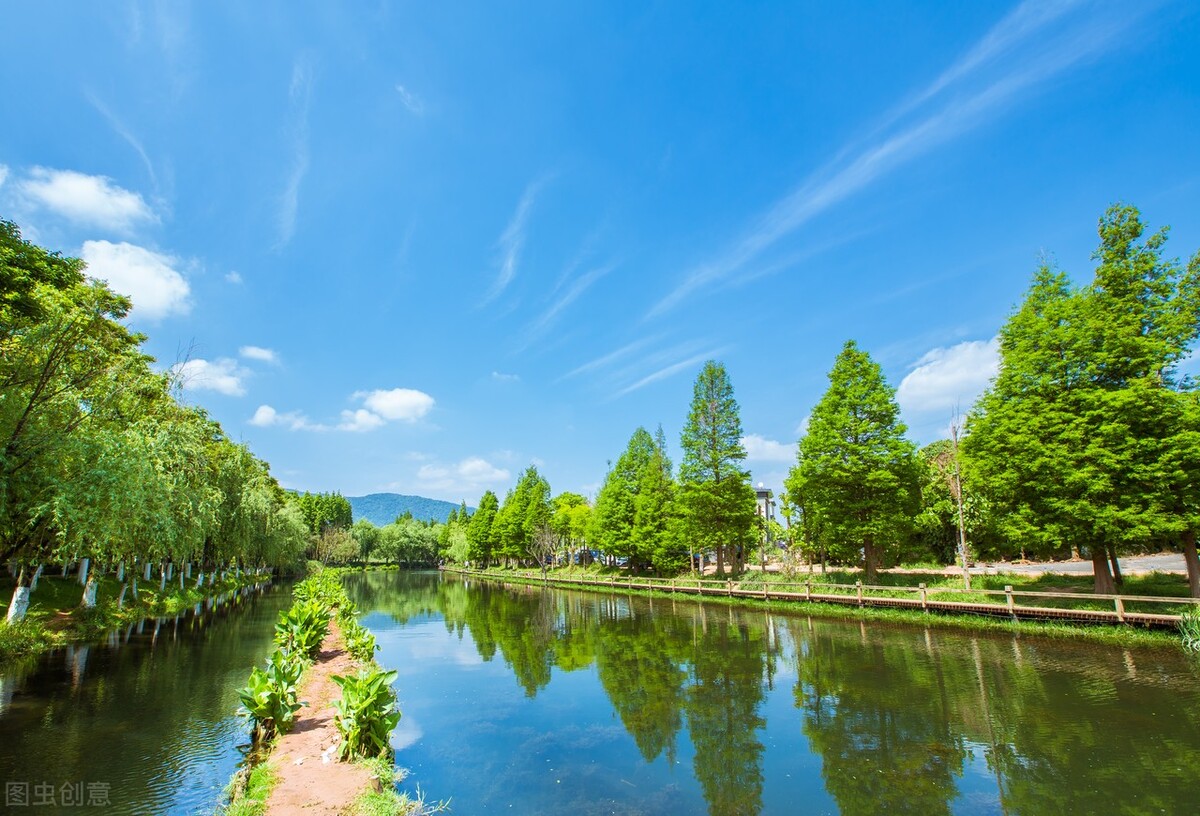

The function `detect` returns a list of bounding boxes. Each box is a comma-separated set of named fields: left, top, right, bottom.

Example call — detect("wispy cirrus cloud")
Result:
left=395, top=83, right=425, bottom=115
left=85, top=90, right=158, bottom=191
left=520, top=262, right=615, bottom=348
left=482, top=180, right=543, bottom=305
left=648, top=0, right=1156, bottom=317
left=277, top=57, right=314, bottom=248
left=612, top=348, right=725, bottom=399
left=560, top=334, right=663, bottom=381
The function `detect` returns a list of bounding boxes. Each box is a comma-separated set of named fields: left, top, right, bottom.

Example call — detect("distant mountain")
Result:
left=347, top=493, right=470, bottom=526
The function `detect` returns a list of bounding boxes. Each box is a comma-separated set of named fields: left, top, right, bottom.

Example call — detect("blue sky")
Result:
left=3, top=1, right=1199, bottom=504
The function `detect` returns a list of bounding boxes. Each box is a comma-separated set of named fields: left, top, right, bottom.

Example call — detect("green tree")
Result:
left=592, top=428, right=655, bottom=567
left=467, top=490, right=500, bottom=567
left=966, top=205, right=1200, bottom=593
left=678, top=361, right=756, bottom=576
left=795, top=341, right=919, bottom=583
left=633, top=427, right=686, bottom=574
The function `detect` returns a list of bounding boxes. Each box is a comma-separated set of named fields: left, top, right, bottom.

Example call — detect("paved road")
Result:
left=979, top=553, right=1187, bottom=575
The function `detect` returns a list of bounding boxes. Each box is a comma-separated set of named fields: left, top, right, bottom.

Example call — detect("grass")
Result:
left=221, top=761, right=277, bottom=816
left=460, top=566, right=1186, bottom=650
left=0, top=571, right=271, bottom=664
left=1182, top=608, right=1200, bottom=654
left=349, top=758, right=449, bottom=816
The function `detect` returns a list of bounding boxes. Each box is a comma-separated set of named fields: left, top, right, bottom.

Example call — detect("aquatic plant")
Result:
left=274, top=600, right=332, bottom=659
left=237, top=649, right=305, bottom=741
left=330, top=668, right=401, bottom=759
left=342, top=618, right=378, bottom=663
left=1182, top=608, right=1200, bottom=654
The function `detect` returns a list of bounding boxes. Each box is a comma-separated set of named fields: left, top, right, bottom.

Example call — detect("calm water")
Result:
left=348, top=570, right=1200, bottom=816
left=0, top=583, right=290, bottom=815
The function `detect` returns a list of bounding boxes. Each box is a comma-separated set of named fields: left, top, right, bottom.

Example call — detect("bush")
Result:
left=237, top=649, right=305, bottom=741
left=274, top=600, right=332, bottom=659
left=331, top=668, right=401, bottom=759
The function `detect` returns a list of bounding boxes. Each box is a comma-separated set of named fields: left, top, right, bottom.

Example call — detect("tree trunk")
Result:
left=159, top=564, right=167, bottom=592
left=715, top=544, right=725, bottom=576
left=78, top=557, right=90, bottom=587
left=6, top=567, right=32, bottom=624
left=1183, top=530, right=1200, bottom=598
left=1107, top=546, right=1123, bottom=587
left=1090, top=547, right=1115, bottom=595
left=144, top=561, right=153, bottom=581
left=185, top=562, right=192, bottom=580
left=863, top=538, right=878, bottom=584
left=30, top=565, right=43, bottom=590
left=80, top=573, right=98, bottom=608
left=195, top=570, right=205, bottom=589
left=117, top=581, right=129, bottom=609
left=131, top=576, right=139, bottom=601
left=115, top=561, right=125, bottom=583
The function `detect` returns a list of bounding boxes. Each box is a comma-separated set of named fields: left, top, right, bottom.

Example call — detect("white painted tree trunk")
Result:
left=78, top=557, right=90, bottom=587
left=6, top=587, right=31, bottom=624
left=185, top=562, right=192, bottom=580
left=116, top=562, right=125, bottom=583
left=195, top=571, right=205, bottom=589
left=81, top=574, right=98, bottom=608
left=166, top=562, right=174, bottom=581
left=144, top=561, right=153, bottom=581
left=178, top=569, right=184, bottom=590
left=159, top=564, right=167, bottom=592
left=30, top=565, right=43, bottom=590
left=131, top=577, right=139, bottom=600
left=117, top=582, right=128, bottom=608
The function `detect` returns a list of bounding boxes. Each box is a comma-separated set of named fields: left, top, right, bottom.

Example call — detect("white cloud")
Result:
left=416, top=457, right=511, bottom=493
left=795, top=415, right=811, bottom=437
left=249, top=405, right=278, bottom=427
left=491, top=371, right=520, bottom=383
left=170, top=358, right=247, bottom=396
left=356, top=388, right=435, bottom=422
left=277, top=58, right=313, bottom=248
left=897, top=337, right=1000, bottom=414
left=225, top=271, right=243, bottom=284
left=18, top=167, right=155, bottom=232
left=248, top=404, right=324, bottom=431
left=483, top=181, right=542, bottom=304
left=613, top=348, right=725, bottom=398
left=81, top=240, right=190, bottom=321
left=240, top=345, right=280, bottom=364
left=395, top=83, right=425, bottom=115
left=338, top=409, right=386, bottom=433
left=742, top=434, right=795, bottom=463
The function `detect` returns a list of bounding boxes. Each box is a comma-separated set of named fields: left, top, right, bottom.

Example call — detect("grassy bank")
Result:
left=454, top=566, right=1187, bottom=650
left=0, top=570, right=271, bottom=663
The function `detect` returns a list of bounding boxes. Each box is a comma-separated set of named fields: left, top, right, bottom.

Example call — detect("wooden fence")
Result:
left=445, top=568, right=1198, bottom=630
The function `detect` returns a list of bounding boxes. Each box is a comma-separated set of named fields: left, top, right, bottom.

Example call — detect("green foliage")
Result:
left=792, top=341, right=919, bottom=582
left=494, top=466, right=551, bottom=564
left=331, top=668, right=403, bottom=760
left=966, top=205, right=1200, bottom=593
left=274, top=600, right=332, bottom=659
left=295, top=490, right=354, bottom=534
left=340, top=604, right=380, bottom=663
left=236, top=649, right=305, bottom=741
left=678, top=361, right=756, bottom=574
left=467, top=490, right=500, bottom=566
left=1182, top=608, right=1200, bottom=654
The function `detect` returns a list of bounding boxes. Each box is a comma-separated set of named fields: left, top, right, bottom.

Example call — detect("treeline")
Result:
left=430, top=205, right=1200, bottom=598
left=1, top=221, right=310, bottom=622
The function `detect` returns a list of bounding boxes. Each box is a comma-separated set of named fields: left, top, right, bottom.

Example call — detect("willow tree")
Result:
left=795, top=341, right=918, bottom=583
left=678, top=361, right=755, bottom=576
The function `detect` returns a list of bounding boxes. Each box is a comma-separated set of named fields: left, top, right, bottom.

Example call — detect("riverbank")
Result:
left=0, top=571, right=272, bottom=663
left=450, top=566, right=1191, bottom=649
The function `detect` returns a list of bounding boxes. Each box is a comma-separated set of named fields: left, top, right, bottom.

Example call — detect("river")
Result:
left=0, top=582, right=290, bottom=814
left=347, top=570, right=1200, bottom=816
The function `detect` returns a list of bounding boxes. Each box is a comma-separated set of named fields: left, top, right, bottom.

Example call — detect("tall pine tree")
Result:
left=678, top=361, right=755, bottom=575
left=795, top=341, right=918, bottom=583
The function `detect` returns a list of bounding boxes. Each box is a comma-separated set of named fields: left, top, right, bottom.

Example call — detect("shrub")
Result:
left=274, top=600, right=332, bottom=659
left=342, top=619, right=378, bottom=663
left=237, top=649, right=305, bottom=741
left=330, top=668, right=401, bottom=759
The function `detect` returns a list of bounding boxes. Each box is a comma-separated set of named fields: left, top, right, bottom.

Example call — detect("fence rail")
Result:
left=445, top=568, right=1198, bottom=630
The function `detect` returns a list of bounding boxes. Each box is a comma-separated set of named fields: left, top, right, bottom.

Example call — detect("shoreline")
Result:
left=447, top=566, right=1189, bottom=650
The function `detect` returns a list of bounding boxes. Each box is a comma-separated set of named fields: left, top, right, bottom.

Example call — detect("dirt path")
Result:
left=264, top=622, right=375, bottom=815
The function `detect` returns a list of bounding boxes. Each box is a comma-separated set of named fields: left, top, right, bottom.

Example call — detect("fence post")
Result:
left=856, top=581, right=863, bottom=606
left=919, top=582, right=928, bottom=612
left=1005, top=585, right=1016, bottom=620
left=1114, top=595, right=1126, bottom=623
left=805, top=580, right=812, bottom=601
left=727, top=578, right=732, bottom=597
left=670, top=578, right=675, bottom=594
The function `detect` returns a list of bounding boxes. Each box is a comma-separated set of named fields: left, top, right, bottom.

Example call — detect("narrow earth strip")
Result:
left=263, top=622, right=375, bottom=815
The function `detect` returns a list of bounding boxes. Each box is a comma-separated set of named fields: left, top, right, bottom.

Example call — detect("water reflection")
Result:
left=0, top=582, right=285, bottom=815
left=348, top=570, right=1200, bottom=816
